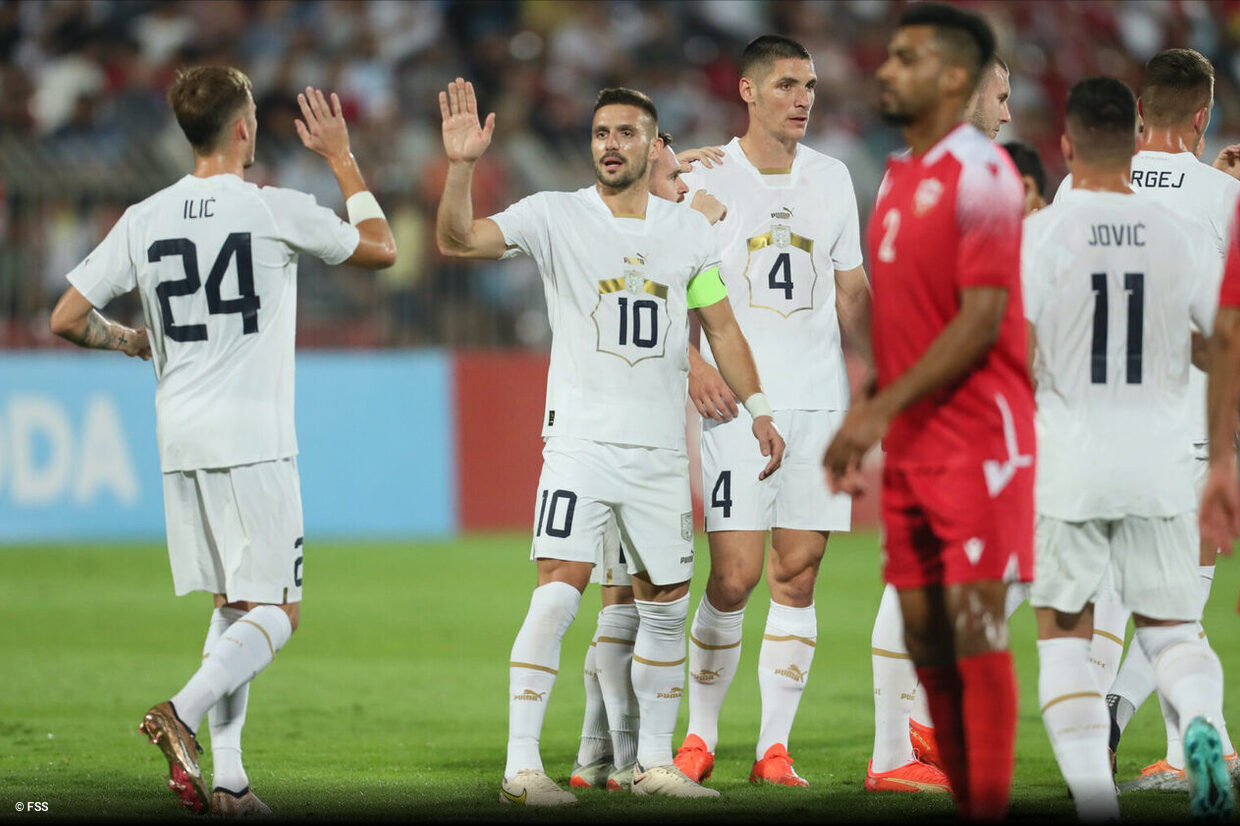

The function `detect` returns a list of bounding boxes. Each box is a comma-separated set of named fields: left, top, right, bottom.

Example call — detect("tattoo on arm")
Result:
left=77, top=310, right=126, bottom=350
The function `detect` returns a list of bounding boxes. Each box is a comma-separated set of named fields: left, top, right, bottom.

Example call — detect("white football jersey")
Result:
left=67, top=173, right=360, bottom=472
left=680, top=137, right=864, bottom=410
left=1056, top=151, right=1240, bottom=449
left=1023, top=189, right=1220, bottom=519
left=491, top=186, right=720, bottom=450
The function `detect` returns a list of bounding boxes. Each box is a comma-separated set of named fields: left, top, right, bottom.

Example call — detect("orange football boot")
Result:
left=865, top=759, right=951, bottom=793
left=750, top=744, right=808, bottom=787
left=909, top=719, right=943, bottom=772
left=672, top=734, right=715, bottom=783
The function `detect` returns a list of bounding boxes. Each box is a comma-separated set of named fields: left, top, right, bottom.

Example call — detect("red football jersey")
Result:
left=1221, top=200, right=1240, bottom=307
left=867, top=124, right=1034, bottom=469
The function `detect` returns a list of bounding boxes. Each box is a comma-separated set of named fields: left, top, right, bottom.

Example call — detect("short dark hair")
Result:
left=899, top=2, right=996, bottom=87
left=1142, top=48, right=1214, bottom=127
left=593, top=87, right=658, bottom=135
left=990, top=54, right=1008, bottom=75
left=168, top=66, right=253, bottom=153
left=1001, top=141, right=1046, bottom=198
left=658, top=131, right=674, bottom=149
left=1065, top=76, right=1137, bottom=168
left=739, top=35, right=811, bottom=81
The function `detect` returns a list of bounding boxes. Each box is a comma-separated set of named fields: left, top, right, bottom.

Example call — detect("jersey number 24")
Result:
left=149, top=233, right=260, bottom=342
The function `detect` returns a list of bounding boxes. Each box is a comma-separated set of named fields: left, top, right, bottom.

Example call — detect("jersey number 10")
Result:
left=149, top=233, right=260, bottom=342
left=1090, top=271, right=1143, bottom=384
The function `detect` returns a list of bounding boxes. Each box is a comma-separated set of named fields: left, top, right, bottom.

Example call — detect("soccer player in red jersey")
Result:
left=823, top=4, right=1032, bottom=820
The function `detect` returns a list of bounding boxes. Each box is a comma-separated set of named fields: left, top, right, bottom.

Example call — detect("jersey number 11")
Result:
left=1090, top=271, right=1143, bottom=385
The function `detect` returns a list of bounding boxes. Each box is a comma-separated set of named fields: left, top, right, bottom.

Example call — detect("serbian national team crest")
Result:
left=771, top=223, right=792, bottom=250
left=624, top=271, right=646, bottom=294
left=681, top=512, right=693, bottom=541
left=914, top=177, right=944, bottom=216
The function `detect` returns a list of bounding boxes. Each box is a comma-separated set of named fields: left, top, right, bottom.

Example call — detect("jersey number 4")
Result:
left=1090, top=271, right=1143, bottom=384
left=149, top=233, right=260, bottom=342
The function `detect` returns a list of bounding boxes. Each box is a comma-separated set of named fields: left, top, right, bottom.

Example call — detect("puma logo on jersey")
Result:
left=623, top=253, right=646, bottom=266
left=770, top=207, right=793, bottom=219
left=982, top=392, right=1033, bottom=497
left=512, top=689, right=546, bottom=702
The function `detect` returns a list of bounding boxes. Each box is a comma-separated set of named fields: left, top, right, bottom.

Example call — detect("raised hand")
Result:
left=678, top=145, right=726, bottom=169
left=439, top=77, right=495, bottom=164
left=295, top=86, right=351, bottom=163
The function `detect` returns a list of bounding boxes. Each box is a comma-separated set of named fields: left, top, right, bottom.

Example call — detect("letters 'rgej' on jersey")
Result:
left=680, top=137, right=864, bottom=411
left=1057, top=150, right=1240, bottom=450
left=1024, top=189, right=1220, bottom=520
left=67, top=173, right=360, bottom=472
left=868, top=123, right=1034, bottom=469
left=491, top=186, right=722, bottom=451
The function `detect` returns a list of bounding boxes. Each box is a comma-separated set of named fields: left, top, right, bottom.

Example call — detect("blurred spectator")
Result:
left=3, top=0, right=1240, bottom=349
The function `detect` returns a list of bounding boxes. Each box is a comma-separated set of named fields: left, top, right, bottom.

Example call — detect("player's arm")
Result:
left=689, top=342, right=739, bottom=421
left=824, top=286, right=1008, bottom=493
left=835, top=264, right=873, bottom=372
left=694, top=295, right=784, bottom=479
left=434, top=78, right=507, bottom=260
left=1202, top=305, right=1240, bottom=551
left=1026, top=322, right=1038, bottom=391
left=689, top=190, right=727, bottom=224
left=295, top=87, right=396, bottom=269
left=1192, top=331, right=1210, bottom=371
left=49, top=286, right=150, bottom=359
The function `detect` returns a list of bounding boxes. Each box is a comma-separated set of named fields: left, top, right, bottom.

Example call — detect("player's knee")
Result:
left=705, top=571, right=754, bottom=612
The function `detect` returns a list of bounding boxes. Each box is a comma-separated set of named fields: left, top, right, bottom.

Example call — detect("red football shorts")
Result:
left=880, top=461, right=1033, bottom=588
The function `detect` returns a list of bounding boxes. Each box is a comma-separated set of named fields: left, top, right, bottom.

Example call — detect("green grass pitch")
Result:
left=1, top=532, right=1237, bottom=820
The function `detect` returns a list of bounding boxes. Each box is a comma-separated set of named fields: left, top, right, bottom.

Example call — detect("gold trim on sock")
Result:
left=596, top=636, right=636, bottom=646
left=1092, top=629, right=1124, bottom=646
left=1040, top=690, right=1101, bottom=713
left=632, top=654, right=686, bottom=667
left=510, top=661, right=558, bottom=675
left=871, top=646, right=911, bottom=660
left=764, top=633, right=816, bottom=648
left=689, top=633, right=741, bottom=650
left=236, top=619, right=274, bottom=657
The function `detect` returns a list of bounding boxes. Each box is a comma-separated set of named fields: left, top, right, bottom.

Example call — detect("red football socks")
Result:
left=959, top=650, right=1018, bottom=821
left=914, top=663, right=970, bottom=813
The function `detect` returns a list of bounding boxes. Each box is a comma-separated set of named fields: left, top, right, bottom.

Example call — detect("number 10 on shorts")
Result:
left=536, top=489, right=577, bottom=538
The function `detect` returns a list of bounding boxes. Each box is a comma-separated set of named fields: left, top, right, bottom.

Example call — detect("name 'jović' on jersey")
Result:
left=1023, top=187, right=1220, bottom=521
left=491, top=186, right=722, bottom=451
left=681, top=137, right=864, bottom=411
left=66, top=173, right=360, bottom=472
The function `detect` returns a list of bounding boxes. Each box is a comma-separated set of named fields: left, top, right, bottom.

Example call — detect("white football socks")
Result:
left=594, top=604, right=640, bottom=769
left=1089, top=580, right=1129, bottom=693
left=871, top=583, right=918, bottom=772
left=1136, top=623, right=1224, bottom=745
left=505, top=581, right=581, bottom=779
left=1038, top=638, right=1119, bottom=822
left=685, top=595, right=744, bottom=752
left=632, top=595, right=689, bottom=769
left=756, top=600, right=816, bottom=758
left=576, top=622, right=611, bottom=767
left=202, top=606, right=249, bottom=793
left=171, top=604, right=292, bottom=734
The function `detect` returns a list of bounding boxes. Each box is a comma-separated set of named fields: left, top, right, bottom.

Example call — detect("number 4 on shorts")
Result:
left=711, top=471, right=732, bottom=518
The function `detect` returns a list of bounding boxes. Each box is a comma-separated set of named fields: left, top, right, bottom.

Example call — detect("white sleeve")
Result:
left=828, top=165, right=865, bottom=271
left=261, top=187, right=361, bottom=265
left=489, top=193, right=548, bottom=264
left=1019, top=218, right=1043, bottom=323
left=1189, top=237, right=1222, bottom=336
left=1052, top=173, right=1073, bottom=204
left=66, top=208, right=137, bottom=308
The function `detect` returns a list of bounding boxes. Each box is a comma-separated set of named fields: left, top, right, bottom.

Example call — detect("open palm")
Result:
left=440, top=77, right=495, bottom=163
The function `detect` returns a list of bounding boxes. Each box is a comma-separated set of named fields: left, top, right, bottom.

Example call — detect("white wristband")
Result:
left=346, top=191, right=385, bottom=225
left=744, top=392, right=773, bottom=420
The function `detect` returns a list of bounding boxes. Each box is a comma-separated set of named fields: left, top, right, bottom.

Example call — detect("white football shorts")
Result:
left=1030, top=512, right=1200, bottom=620
left=701, top=408, right=851, bottom=532
left=531, top=437, right=694, bottom=586
left=163, top=457, right=305, bottom=604
left=590, top=517, right=633, bottom=587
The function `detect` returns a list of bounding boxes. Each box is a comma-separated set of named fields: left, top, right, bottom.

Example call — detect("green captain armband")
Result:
left=686, top=266, right=727, bottom=309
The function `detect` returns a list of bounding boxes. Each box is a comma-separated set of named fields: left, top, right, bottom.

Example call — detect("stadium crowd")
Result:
left=6, top=0, right=1240, bottom=349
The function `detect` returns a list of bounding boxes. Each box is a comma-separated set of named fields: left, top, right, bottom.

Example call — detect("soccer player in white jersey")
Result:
left=1053, top=48, right=1240, bottom=790
left=1025, top=76, right=1234, bottom=821
left=570, top=132, right=727, bottom=793
left=669, top=35, right=876, bottom=789
left=434, top=78, right=784, bottom=805
left=48, top=67, right=396, bottom=815
left=966, top=55, right=1011, bottom=140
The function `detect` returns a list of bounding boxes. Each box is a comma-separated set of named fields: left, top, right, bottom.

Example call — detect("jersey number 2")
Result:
left=1090, top=271, right=1144, bottom=384
left=150, top=233, right=260, bottom=342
